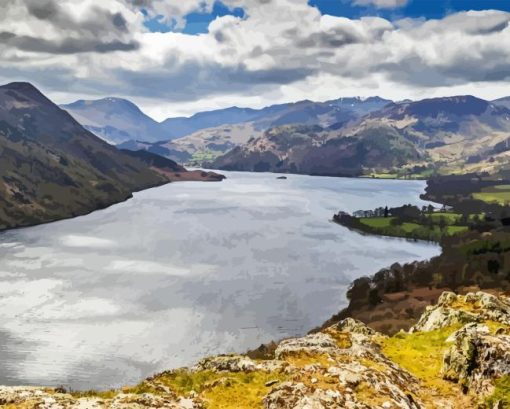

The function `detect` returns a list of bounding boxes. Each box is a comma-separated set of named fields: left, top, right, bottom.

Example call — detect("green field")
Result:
left=359, top=217, right=395, bottom=228
left=429, top=212, right=461, bottom=223
left=357, top=215, right=468, bottom=242
left=473, top=185, right=510, bottom=205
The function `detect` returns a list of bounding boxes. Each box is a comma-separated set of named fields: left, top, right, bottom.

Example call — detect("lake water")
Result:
left=0, top=171, right=439, bottom=390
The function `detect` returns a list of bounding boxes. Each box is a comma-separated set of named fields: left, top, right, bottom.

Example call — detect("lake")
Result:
left=0, top=171, right=439, bottom=390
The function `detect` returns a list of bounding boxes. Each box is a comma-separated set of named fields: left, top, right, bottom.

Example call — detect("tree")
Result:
left=384, top=206, right=389, bottom=218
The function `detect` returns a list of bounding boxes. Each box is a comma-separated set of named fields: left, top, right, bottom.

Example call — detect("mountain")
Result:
left=118, top=122, right=264, bottom=165
left=492, top=96, right=510, bottom=110
left=0, top=82, right=221, bottom=230
left=60, top=97, right=169, bottom=144
left=211, top=95, right=510, bottom=176
left=211, top=123, right=420, bottom=176
left=120, top=97, right=392, bottom=165
left=355, top=95, right=510, bottom=172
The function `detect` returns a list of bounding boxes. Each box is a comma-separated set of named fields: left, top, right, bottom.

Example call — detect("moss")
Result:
left=201, top=371, right=289, bottom=409
left=322, top=328, right=352, bottom=349
left=355, top=381, right=390, bottom=406
left=380, top=325, right=462, bottom=394
left=485, top=375, right=510, bottom=408
left=142, top=369, right=223, bottom=396
left=70, top=389, right=119, bottom=399
left=283, top=352, right=333, bottom=368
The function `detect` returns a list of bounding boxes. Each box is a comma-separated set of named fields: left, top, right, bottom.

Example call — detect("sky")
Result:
left=2, top=0, right=510, bottom=120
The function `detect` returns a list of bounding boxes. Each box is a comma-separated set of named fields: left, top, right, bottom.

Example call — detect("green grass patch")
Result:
left=359, top=217, right=394, bottom=228
left=429, top=212, right=461, bottom=224
left=485, top=375, right=510, bottom=408
left=380, top=325, right=462, bottom=394
left=446, top=225, right=469, bottom=235
left=473, top=184, right=510, bottom=205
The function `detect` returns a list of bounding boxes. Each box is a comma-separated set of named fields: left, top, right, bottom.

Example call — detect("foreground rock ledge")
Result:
left=1, top=292, right=509, bottom=408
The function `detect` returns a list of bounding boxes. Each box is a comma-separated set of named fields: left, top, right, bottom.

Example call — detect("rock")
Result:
left=193, top=355, right=258, bottom=372
left=334, top=318, right=378, bottom=337
left=0, top=386, right=201, bottom=409
left=442, top=323, right=510, bottom=394
left=411, top=291, right=510, bottom=332
left=275, top=332, right=339, bottom=359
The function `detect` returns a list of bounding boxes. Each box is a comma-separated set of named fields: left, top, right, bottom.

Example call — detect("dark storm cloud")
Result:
left=0, top=31, right=138, bottom=54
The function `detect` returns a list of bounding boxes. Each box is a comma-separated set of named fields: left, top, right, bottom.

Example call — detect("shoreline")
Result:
left=0, top=170, right=225, bottom=234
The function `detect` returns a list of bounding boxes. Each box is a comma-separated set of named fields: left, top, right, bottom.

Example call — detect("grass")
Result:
left=446, top=225, right=469, bottom=234
left=473, top=184, right=510, bottom=205
left=429, top=212, right=461, bottom=223
left=126, top=369, right=289, bottom=409
left=359, top=217, right=395, bottom=228
left=485, top=375, right=510, bottom=408
left=357, top=216, right=468, bottom=242
left=201, top=371, right=289, bottom=409
left=380, top=325, right=462, bottom=394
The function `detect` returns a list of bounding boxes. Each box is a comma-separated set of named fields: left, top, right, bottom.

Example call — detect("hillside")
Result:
left=118, top=97, right=391, bottom=165
left=210, top=95, right=510, bottom=177
left=211, top=123, right=422, bottom=176
left=3, top=291, right=509, bottom=408
left=0, top=82, right=222, bottom=231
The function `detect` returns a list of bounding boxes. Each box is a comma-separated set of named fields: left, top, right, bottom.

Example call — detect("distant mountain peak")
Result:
left=0, top=81, right=39, bottom=91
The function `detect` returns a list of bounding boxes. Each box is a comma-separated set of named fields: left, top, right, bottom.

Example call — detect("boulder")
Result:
left=442, top=323, right=510, bottom=394
left=411, top=291, right=510, bottom=332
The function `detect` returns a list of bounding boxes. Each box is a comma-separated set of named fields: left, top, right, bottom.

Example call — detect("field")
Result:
left=358, top=215, right=468, bottom=242
left=473, top=184, right=510, bottom=205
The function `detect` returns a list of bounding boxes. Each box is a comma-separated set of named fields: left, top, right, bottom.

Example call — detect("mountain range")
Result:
left=0, top=82, right=222, bottom=230
left=61, top=96, right=391, bottom=147
left=61, top=92, right=510, bottom=178
left=211, top=95, right=510, bottom=176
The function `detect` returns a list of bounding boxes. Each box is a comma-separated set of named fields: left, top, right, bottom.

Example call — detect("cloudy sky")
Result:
left=2, top=0, right=510, bottom=120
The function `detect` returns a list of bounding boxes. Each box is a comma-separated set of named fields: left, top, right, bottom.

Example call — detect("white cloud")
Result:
left=353, top=0, right=408, bottom=9
left=1, top=1, right=510, bottom=119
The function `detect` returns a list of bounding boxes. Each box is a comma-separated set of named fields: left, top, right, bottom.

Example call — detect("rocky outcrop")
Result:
left=442, top=323, right=510, bottom=395
left=3, top=291, right=509, bottom=409
left=411, top=291, right=510, bottom=332
left=0, top=386, right=202, bottom=408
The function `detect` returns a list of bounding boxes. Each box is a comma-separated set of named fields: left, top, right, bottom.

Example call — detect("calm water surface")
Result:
left=0, top=171, right=439, bottom=389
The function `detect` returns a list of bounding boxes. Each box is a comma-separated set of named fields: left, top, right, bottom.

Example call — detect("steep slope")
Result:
left=61, top=98, right=168, bottom=144
left=355, top=96, right=510, bottom=169
left=212, top=123, right=421, bottom=176
left=0, top=82, right=219, bottom=231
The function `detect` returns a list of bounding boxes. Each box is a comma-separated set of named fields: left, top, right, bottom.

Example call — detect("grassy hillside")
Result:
left=0, top=82, right=220, bottom=230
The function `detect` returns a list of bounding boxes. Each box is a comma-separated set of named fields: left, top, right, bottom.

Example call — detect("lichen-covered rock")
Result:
left=411, top=291, right=510, bottom=332
left=193, top=354, right=288, bottom=373
left=334, top=317, right=378, bottom=337
left=272, top=321, right=424, bottom=409
left=275, top=332, right=340, bottom=359
left=0, top=386, right=201, bottom=409
left=194, top=355, right=258, bottom=372
left=264, top=382, right=361, bottom=409
left=442, top=323, right=510, bottom=394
